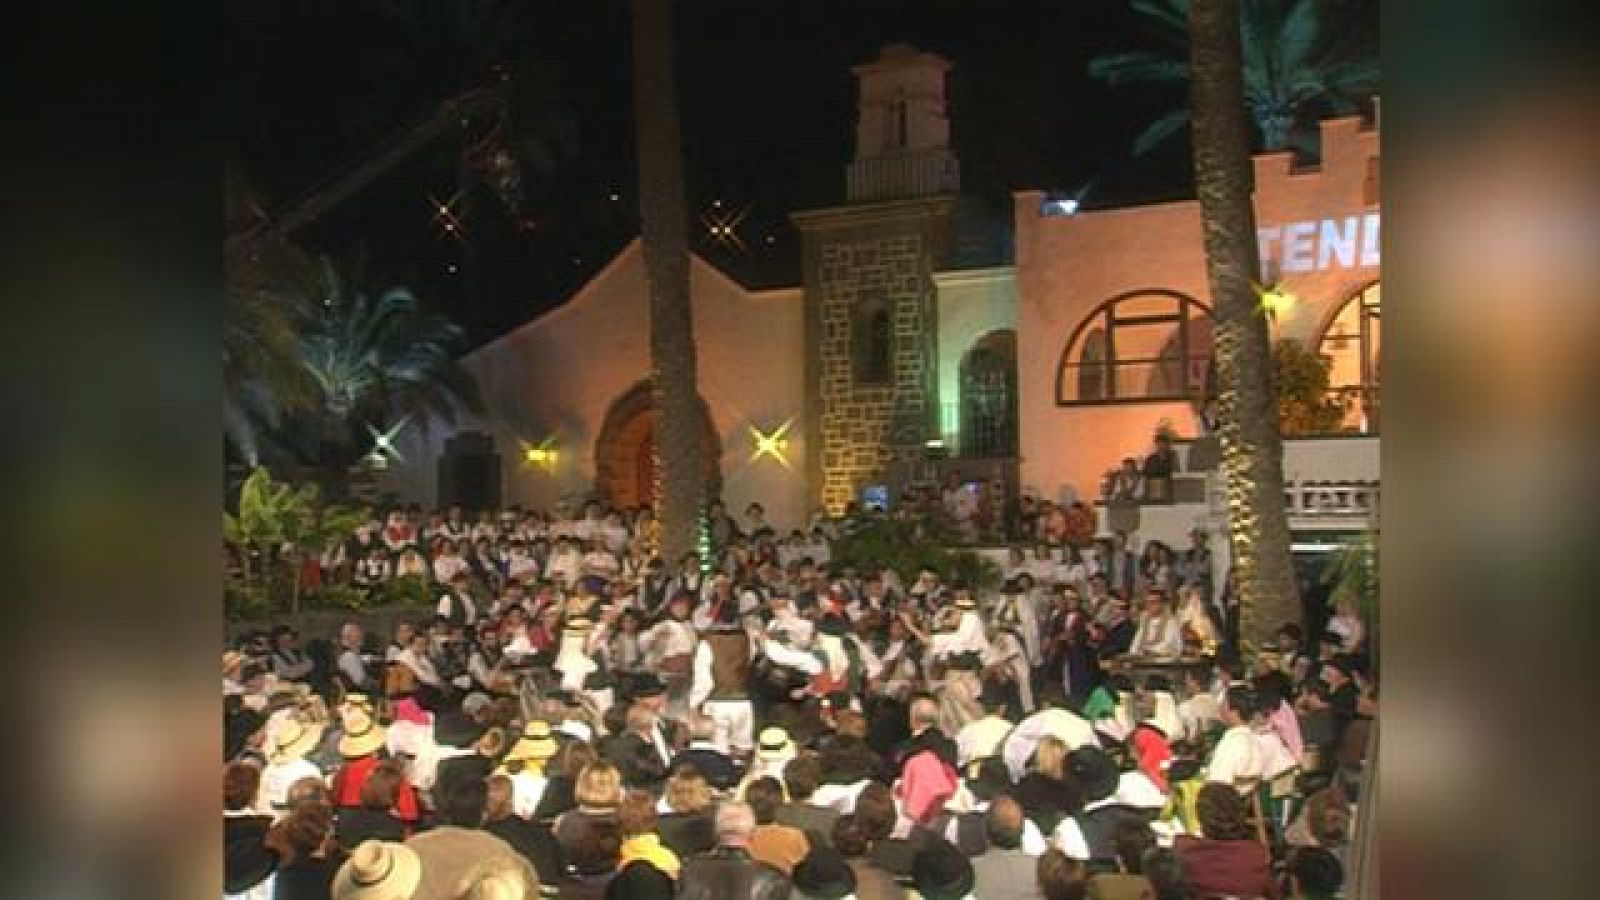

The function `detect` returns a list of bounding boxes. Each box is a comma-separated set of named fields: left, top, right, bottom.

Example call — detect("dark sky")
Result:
left=230, top=0, right=1375, bottom=349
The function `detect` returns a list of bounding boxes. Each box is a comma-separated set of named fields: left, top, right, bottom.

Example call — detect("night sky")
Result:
left=230, top=0, right=1376, bottom=350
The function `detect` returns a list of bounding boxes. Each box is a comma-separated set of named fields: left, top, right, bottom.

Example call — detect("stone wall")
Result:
left=814, top=233, right=938, bottom=512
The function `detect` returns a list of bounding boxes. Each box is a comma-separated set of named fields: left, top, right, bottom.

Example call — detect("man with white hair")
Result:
left=677, top=802, right=791, bottom=900
left=335, top=622, right=370, bottom=693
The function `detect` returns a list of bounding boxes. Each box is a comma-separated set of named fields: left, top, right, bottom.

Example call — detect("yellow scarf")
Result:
left=618, top=833, right=681, bottom=879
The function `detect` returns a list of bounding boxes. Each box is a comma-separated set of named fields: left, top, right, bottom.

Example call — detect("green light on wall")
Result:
left=940, top=401, right=960, bottom=446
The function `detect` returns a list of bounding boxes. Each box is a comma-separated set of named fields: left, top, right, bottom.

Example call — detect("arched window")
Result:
left=959, top=330, right=1018, bottom=458
left=1317, top=282, right=1381, bottom=432
left=854, top=289, right=892, bottom=385
left=1056, top=290, right=1214, bottom=405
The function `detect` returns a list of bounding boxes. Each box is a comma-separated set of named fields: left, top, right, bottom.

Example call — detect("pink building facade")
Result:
left=1014, top=115, right=1380, bottom=507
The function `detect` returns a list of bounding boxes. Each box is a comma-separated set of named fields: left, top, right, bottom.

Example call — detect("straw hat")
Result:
left=331, top=840, right=421, bottom=900
left=222, top=651, right=246, bottom=680
left=504, top=719, right=559, bottom=763
left=269, top=716, right=326, bottom=764
left=756, top=726, right=794, bottom=762
left=338, top=703, right=387, bottom=758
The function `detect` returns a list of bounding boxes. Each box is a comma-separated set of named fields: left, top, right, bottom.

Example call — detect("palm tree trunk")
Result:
left=631, top=0, right=706, bottom=562
left=1188, top=0, right=1300, bottom=650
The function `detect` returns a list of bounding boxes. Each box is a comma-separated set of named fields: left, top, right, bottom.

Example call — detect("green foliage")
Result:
left=224, top=466, right=370, bottom=614
left=378, top=574, right=436, bottom=608
left=1273, top=338, right=1349, bottom=435
left=833, top=517, right=1001, bottom=591
left=1322, top=531, right=1378, bottom=651
left=1088, top=0, right=1379, bottom=154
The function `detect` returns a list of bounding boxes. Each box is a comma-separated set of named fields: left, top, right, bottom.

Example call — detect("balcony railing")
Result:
left=847, top=149, right=960, bottom=202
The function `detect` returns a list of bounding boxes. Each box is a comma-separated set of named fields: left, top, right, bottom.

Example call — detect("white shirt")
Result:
left=436, top=591, right=477, bottom=625
left=1207, top=724, right=1265, bottom=792
left=1053, top=795, right=1125, bottom=860
left=1002, top=708, right=1098, bottom=782
left=642, top=619, right=697, bottom=663
left=412, top=741, right=474, bottom=792
left=956, top=715, right=1015, bottom=766
left=337, top=648, right=368, bottom=688
left=1129, top=613, right=1183, bottom=658
left=257, top=757, right=321, bottom=814
left=581, top=550, right=620, bottom=579
left=395, top=646, right=441, bottom=687
left=544, top=550, right=581, bottom=586
left=509, top=769, right=549, bottom=819
left=930, top=610, right=989, bottom=662
left=762, top=636, right=824, bottom=675
left=432, top=555, right=469, bottom=584
left=507, top=553, right=540, bottom=581
left=1177, top=692, right=1221, bottom=741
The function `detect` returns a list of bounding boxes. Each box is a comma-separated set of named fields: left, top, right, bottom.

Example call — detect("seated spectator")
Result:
left=406, top=825, right=542, bottom=899
left=909, top=836, right=977, bottom=900
left=1036, top=848, right=1089, bottom=900
left=554, top=761, right=623, bottom=857
left=334, top=761, right=408, bottom=850
left=856, top=781, right=934, bottom=878
left=671, top=714, right=738, bottom=790
left=613, top=788, right=680, bottom=894
left=831, top=814, right=904, bottom=900
left=257, top=713, right=325, bottom=817
left=1286, top=846, right=1344, bottom=899
left=535, top=738, right=598, bottom=822
left=657, top=767, right=718, bottom=859
left=605, top=703, right=670, bottom=792
left=266, top=801, right=344, bottom=900
left=746, top=776, right=810, bottom=875
left=970, top=796, right=1042, bottom=900
left=676, top=801, right=790, bottom=900
left=329, top=841, right=417, bottom=900
left=561, top=813, right=623, bottom=898
left=224, top=763, right=278, bottom=899
left=777, top=753, right=841, bottom=845
left=1052, top=747, right=1149, bottom=873
left=1172, top=784, right=1275, bottom=899
left=484, top=774, right=566, bottom=887
left=791, top=844, right=858, bottom=900
left=1140, top=848, right=1192, bottom=900
left=1083, top=820, right=1156, bottom=900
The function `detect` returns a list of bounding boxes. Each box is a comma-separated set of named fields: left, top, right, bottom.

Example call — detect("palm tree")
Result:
left=631, top=0, right=707, bottom=562
left=225, top=170, right=320, bottom=466
left=1090, top=0, right=1378, bottom=154
left=296, top=261, right=483, bottom=493
left=1188, top=0, right=1300, bottom=648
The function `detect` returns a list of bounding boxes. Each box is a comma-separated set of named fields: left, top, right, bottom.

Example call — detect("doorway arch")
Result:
left=593, top=380, right=722, bottom=509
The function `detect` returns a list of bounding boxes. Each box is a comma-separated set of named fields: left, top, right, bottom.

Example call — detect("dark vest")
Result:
left=706, top=631, right=751, bottom=701
left=1076, top=803, right=1152, bottom=871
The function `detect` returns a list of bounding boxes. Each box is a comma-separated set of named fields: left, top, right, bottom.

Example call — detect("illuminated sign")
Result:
left=1258, top=213, right=1380, bottom=274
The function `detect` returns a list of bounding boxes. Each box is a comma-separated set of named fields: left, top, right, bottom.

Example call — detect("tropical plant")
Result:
left=1273, top=338, right=1349, bottom=435
left=295, top=261, right=482, bottom=490
left=1188, top=0, right=1301, bottom=648
left=225, top=170, right=320, bottom=466
left=224, top=467, right=369, bottom=614
left=1322, top=530, right=1378, bottom=662
left=1089, top=0, right=1379, bottom=154
left=833, top=517, right=1001, bottom=592
left=632, top=0, right=707, bottom=562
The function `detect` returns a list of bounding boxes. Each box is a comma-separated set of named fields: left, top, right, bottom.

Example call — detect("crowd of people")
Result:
left=224, top=498, right=1374, bottom=899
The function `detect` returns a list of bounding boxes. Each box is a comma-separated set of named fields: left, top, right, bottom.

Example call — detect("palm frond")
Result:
left=1132, top=107, right=1193, bottom=156
left=1130, top=0, right=1193, bottom=43
left=1274, top=0, right=1323, bottom=75
left=1088, top=51, right=1190, bottom=87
